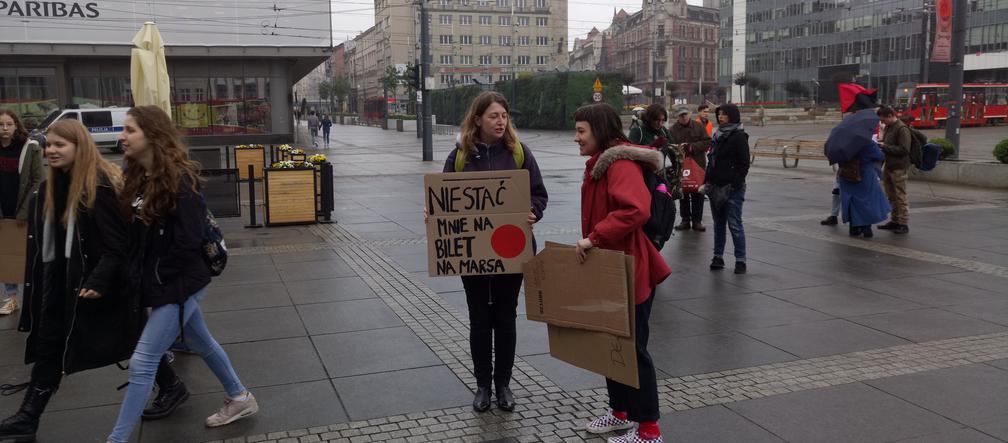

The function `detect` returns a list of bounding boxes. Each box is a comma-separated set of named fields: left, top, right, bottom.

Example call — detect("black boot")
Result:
left=472, top=386, right=492, bottom=412
left=142, top=379, right=189, bottom=420
left=0, top=384, right=56, bottom=442
left=495, top=385, right=515, bottom=412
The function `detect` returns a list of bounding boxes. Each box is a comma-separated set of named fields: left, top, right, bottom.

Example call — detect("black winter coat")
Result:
left=444, top=138, right=548, bottom=222
left=18, top=178, right=140, bottom=374
left=705, top=129, right=751, bottom=189
left=128, top=174, right=211, bottom=310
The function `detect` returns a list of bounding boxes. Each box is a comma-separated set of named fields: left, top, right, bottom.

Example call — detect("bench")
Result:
left=751, top=138, right=828, bottom=168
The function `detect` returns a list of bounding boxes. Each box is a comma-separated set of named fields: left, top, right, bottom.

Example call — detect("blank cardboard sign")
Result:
left=425, top=169, right=533, bottom=277
left=0, top=220, right=27, bottom=283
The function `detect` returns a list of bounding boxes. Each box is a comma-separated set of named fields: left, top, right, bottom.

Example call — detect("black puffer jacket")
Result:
left=18, top=176, right=139, bottom=374
left=128, top=174, right=211, bottom=309
left=705, top=104, right=751, bottom=189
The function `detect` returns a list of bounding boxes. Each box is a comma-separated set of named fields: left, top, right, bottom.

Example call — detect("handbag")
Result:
left=681, top=156, right=706, bottom=193
left=838, top=158, right=861, bottom=183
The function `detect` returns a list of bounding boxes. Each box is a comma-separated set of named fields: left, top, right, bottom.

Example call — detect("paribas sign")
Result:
left=0, top=1, right=99, bottom=17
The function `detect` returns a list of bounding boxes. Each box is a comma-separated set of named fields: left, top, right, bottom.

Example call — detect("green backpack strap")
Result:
left=454, top=141, right=524, bottom=172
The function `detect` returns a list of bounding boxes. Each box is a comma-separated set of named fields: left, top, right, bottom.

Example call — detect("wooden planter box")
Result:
left=290, top=153, right=307, bottom=162
left=234, top=147, right=265, bottom=180
left=264, top=167, right=318, bottom=226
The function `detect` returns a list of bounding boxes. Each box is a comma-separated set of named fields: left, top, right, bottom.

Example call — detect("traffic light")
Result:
left=405, top=62, right=421, bottom=90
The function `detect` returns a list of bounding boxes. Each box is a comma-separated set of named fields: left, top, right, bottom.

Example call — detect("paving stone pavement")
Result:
left=3, top=124, right=1007, bottom=443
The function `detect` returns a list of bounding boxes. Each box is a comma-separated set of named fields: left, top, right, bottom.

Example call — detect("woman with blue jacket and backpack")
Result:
left=106, top=106, right=257, bottom=443
left=429, top=91, right=548, bottom=413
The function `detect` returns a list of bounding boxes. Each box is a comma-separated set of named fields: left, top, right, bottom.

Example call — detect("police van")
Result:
left=36, top=106, right=130, bottom=153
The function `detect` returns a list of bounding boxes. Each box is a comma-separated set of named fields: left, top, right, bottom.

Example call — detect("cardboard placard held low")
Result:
left=523, top=242, right=638, bottom=388
left=425, top=169, right=533, bottom=277
left=0, top=220, right=28, bottom=283
left=523, top=242, right=631, bottom=337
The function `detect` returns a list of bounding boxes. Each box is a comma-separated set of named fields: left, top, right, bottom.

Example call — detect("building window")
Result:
left=441, top=74, right=454, bottom=85
left=536, top=17, right=547, bottom=26
left=497, top=0, right=508, bottom=6
left=440, top=35, right=453, bottom=45
left=460, top=74, right=473, bottom=84
left=439, top=15, right=452, bottom=25
left=480, top=35, right=492, bottom=45
left=440, top=55, right=453, bottom=64
left=439, top=0, right=451, bottom=5
left=499, top=74, right=512, bottom=81
left=480, top=55, right=493, bottom=64
left=498, top=55, right=511, bottom=64
left=460, top=55, right=473, bottom=64
left=536, top=0, right=546, bottom=6
left=536, top=55, right=547, bottom=64
left=460, top=35, right=473, bottom=45
left=476, top=0, right=489, bottom=6
left=518, top=35, right=530, bottom=46
left=536, top=36, right=548, bottom=46
left=517, top=16, right=530, bottom=26
left=499, top=16, right=511, bottom=26
left=479, top=15, right=491, bottom=25
left=517, top=55, right=530, bottom=65
left=515, top=0, right=526, bottom=6
left=460, top=15, right=472, bottom=25
left=499, top=35, right=512, bottom=45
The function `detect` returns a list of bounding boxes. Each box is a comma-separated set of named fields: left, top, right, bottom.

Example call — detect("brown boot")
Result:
left=674, top=221, right=692, bottom=231
left=692, top=221, right=706, bottom=232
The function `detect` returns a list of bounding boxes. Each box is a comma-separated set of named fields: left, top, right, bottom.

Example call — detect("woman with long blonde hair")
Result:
left=0, top=120, right=138, bottom=442
left=434, top=91, right=548, bottom=412
left=107, top=106, right=256, bottom=443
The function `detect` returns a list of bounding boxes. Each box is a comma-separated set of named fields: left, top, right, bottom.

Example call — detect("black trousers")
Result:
left=461, top=273, right=523, bottom=388
left=30, top=291, right=178, bottom=390
left=680, top=192, right=705, bottom=223
left=606, top=292, right=659, bottom=423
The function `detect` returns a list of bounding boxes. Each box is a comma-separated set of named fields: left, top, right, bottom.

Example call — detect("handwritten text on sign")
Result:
left=425, top=170, right=532, bottom=277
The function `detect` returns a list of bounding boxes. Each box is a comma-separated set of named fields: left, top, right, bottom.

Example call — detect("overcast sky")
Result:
left=330, top=0, right=704, bottom=50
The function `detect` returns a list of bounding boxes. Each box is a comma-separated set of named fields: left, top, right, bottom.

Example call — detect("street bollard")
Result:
left=318, top=161, right=335, bottom=224
left=244, top=164, right=262, bottom=229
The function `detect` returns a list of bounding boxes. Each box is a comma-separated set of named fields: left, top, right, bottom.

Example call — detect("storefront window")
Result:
left=71, top=77, right=102, bottom=107
left=210, top=77, right=244, bottom=135
left=243, top=77, right=271, bottom=134
left=0, top=68, right=59, bottom=123
left=101, top=77, right=132, bottom=107
left=173, top=77, right=211, bottom=136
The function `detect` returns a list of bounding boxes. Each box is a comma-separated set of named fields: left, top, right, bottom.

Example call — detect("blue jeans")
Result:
left=108, top=287, right=246, bottom=443
left=711, top=186, right=746, bottom=262
left=3, top=283, right=17, bottom=296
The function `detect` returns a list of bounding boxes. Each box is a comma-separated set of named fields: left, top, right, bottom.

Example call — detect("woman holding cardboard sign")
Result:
left=574, top=103, right=671, bottom=443
left=437, top=91, right=548, bottom=412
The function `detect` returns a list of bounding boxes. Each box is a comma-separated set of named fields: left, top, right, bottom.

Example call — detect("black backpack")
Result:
left=641, top=153, right=677, bottom=250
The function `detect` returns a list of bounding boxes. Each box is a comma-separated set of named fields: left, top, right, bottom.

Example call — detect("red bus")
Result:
left=895, top=82, right=1008, bottom=129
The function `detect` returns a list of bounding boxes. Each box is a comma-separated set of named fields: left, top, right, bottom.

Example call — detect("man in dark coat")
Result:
left=668, top=108, right=712, bottom=232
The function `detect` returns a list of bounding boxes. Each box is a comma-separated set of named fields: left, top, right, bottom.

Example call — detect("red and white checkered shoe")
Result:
left=607, top=428, right=664, bottom=443
left=585, top=412, right=634, bottom=434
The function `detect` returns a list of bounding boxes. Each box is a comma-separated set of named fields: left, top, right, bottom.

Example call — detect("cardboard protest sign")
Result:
left=425, top=169, right=533, bottom=277
left=523, top=242, right=631, bottom=337
left=0, top=219, right=27, bottom=283
left=524, top=243, right=641, bottom=387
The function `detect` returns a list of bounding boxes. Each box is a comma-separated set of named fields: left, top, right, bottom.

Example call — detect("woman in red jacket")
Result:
left=574, top=103, right=672, bottom=443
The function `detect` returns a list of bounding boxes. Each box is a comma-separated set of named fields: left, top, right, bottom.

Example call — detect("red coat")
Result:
left=581, top=144, right=672, bottom=304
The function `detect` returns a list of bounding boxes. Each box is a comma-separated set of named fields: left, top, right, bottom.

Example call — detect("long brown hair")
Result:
left=0, top=109, right=29, bottom=144
left=43, top=120, right=122, bottom=225
left=458, top=91, right=519, bottom=154
left=573, top=103, right=630, bottom=151
left=120, top=106, right=201, bottom=223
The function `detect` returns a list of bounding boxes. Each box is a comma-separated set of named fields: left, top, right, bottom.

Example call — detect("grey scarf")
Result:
left=713, top=123, right=742, bottom=143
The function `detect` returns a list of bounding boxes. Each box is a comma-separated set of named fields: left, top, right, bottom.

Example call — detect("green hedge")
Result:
left=995, top=139, right=1008, bottom=164
left=930, top=138, right=956, bottom=159
left=430, top=72, right=624, bottom=130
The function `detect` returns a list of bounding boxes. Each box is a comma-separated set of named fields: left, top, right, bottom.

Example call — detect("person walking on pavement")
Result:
left=307, top=111, right=320, bottom=147
left=705, top=104, right=750, bottom=274
left=670, top=107, right=712, bottom=232
left=431, top=91, right=548, bottom=413
left=0, top=120, right=185, bottom=442
left=321, top=113, right=333, bottom=149
left=575, top=103, right=671, bottom=443
left=0, top=110, right=44, bottom=316
left=107, top=106, right=258, bottom=443
left=876, top=106, right=911, bottom=234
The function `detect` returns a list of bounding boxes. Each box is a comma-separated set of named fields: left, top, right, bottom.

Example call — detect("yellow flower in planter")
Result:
left=289, top=148, right=305, bottom=155
left=308, top=154, right=327, bottom=164
left=278, top=144, right=294, bottom=152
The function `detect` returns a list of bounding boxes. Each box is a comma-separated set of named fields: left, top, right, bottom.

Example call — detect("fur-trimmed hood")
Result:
left=590, top=144, right=663, bottom=180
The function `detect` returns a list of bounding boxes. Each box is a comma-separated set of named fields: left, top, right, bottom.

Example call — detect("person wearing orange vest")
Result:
left=696, top=104, right=713, bottom=138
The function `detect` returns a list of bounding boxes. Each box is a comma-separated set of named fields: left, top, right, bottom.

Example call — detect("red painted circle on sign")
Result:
left=491, top=224, right=526, bottom=259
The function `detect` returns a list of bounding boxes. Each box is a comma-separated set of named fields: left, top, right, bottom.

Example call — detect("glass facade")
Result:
left=172, top=77, right=271, bottom=136
left=0, top=67, right=59, bottom=124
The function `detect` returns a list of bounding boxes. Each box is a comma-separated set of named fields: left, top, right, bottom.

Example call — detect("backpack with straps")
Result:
left=905, top=125, right=928, bottom=170
left=454, top=141, right=525, bottom=171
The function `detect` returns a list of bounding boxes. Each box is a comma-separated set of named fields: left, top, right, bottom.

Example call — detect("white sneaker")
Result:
left=205, top=392, right=258, bottom=427
left=586, top=412, right=634, bottom=434
left=608, top=428, right=663, bottom=443
left=0, top=297, right=20, bottom=315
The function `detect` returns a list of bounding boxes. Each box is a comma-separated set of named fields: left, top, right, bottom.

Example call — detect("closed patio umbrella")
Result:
left=130, top=22, right=171, bottom=118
